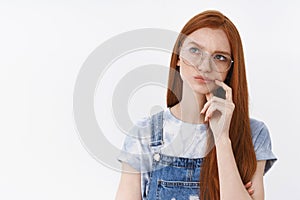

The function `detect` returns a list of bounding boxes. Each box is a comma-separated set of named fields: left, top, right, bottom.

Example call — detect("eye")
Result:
left=189, top=47, right=201, bottom=54
left=214, top=54, right=228, bottom=62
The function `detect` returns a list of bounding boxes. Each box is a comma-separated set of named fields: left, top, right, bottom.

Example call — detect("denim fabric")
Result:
left=147, top=154, right=202, bottom=200
left=146, top=111, right=202, bottom=199
left=117, top=108, right=277, bottom=199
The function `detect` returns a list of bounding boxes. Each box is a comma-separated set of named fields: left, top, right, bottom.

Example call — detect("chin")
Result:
left=191, top=85, right=210, bottom=95
left=192, top=83, right=217, bottom=94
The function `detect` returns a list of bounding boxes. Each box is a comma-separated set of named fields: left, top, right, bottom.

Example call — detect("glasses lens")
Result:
left=180, top=47, right=202, bottom=67
left=179, top=44, right=232, bottom=73
left=212, top=54, right=232, bottom=72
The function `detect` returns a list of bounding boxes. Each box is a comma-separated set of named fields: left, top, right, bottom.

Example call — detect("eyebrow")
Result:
left=186, top=41, right=231, bottom=57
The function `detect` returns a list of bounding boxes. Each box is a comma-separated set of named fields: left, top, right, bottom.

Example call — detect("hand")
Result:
left=200, top=80, right=235, bottom=140
left=245, top=181, right=254, bottom=196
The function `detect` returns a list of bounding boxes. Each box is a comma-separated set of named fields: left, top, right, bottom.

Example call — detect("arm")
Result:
left=215, top=136, right=266, bottom=200
left=115, top=163, right=142, bottom=200
left=201, top=80, right=266, bottom=200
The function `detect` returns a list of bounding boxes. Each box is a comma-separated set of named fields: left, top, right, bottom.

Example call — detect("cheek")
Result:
left=178, top=59, right=194, bottom=80
left=215, top=71, right=229, bottom=82
left=216, top=73, right=227, bottom=82
left=179, top=66, right=193, bottom=82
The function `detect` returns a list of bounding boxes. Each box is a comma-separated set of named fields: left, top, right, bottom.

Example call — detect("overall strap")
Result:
left=149, top=110, right=164, bottom=147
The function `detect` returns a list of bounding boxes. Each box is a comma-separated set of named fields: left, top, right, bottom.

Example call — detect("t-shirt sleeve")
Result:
left=116, top=117, right=152, bottom=172
left=250, top=119, right=277, bottom=175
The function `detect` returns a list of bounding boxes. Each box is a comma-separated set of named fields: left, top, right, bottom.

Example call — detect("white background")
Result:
left=1, top=0, right=299, bottom=199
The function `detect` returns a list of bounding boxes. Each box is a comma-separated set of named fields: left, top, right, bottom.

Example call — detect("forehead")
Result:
left=183, top=28, right=231, bottom=53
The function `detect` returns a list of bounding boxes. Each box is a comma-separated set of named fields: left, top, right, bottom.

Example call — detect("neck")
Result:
left=171, top=83, right=206, bottom=124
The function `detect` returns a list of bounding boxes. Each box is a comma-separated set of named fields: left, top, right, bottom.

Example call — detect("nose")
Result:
left=197, top=56, right=212, bottom=73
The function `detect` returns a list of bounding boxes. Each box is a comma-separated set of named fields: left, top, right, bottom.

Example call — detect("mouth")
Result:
left=193, top=75, right=213, bottom=83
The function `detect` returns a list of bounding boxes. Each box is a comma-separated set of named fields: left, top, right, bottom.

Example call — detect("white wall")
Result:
left=1, top=0, right=299, bottom=199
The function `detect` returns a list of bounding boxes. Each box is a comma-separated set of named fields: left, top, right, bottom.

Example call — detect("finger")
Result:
left=202, top=93, right=214, bottom=115
left=201, top=101, right=210, bottom=114
left=248, top=188, right=254, bottom=195
left=244, top=181, right=252, bottom=189
left=205, top=92, right=213, bottom=101
left=201, top=96, right=226, bottom=114
left=204, top=104, right=215, bottom=122
left=215, top=80, right=232, bottom=101
left=205, top=103, right=222, bottom=122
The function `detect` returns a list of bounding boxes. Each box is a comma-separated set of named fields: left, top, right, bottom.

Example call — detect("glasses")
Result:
left=179, top=44, right=233, bottom=73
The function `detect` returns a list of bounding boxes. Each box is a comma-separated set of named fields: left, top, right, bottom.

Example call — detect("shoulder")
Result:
left=122, top=110, right=165, bottom=147
left=132, top=110, right=164, bottom=130
left=127, top=115, right=152, bottom=139
left=249, top=118, right=277, bottom=174
left=249, top=118, right=272, bottom=151
left=117, top=114, right=155, bottom=172
left=249, top=118, right=267, bottom=135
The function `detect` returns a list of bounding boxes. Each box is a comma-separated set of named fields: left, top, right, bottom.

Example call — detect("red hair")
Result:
left=166, top=10, right=257, bottom=199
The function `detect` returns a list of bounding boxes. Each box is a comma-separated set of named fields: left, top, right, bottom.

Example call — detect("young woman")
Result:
left=115, top=10, right=277, bottom=200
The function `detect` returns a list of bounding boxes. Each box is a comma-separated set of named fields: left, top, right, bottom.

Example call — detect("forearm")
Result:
left=215, top=135, right=252, bottom=200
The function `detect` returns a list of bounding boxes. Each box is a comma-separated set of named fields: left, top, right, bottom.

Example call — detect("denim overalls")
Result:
left=145, top=110, right=203, bottom=200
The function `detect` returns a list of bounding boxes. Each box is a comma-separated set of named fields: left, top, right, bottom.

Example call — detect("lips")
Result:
left=194, top=75, right=213, bottom=82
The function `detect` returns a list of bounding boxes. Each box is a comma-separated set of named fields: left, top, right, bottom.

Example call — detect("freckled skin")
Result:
left=177, top=28, right=231, bottom=95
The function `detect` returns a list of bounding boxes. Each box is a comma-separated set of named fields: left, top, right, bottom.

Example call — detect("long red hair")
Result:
left=166, top=10, right=257, bottom=199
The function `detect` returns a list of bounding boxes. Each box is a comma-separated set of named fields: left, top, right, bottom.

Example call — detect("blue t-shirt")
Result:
left=117, top=108, right=277, bottom=195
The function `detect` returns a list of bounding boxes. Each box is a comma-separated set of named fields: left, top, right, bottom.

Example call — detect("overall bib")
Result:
left=145, top=111, right=203, bottom=200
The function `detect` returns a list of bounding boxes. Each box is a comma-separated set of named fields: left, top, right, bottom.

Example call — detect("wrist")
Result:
left=215, top=134, right=231, bottom=147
